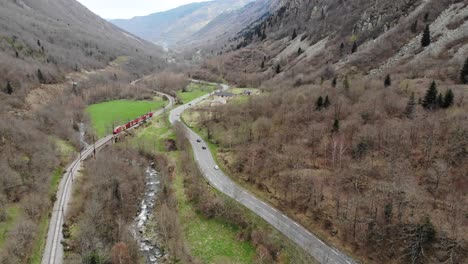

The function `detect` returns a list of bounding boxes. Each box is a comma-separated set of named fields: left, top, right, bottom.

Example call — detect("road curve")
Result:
left=41, top=92, right=174, bottom=264
left=169, top=84, right=358, bottom=264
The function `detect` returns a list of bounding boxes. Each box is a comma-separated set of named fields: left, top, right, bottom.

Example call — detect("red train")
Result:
left=113, top=112, right=154, bottom=135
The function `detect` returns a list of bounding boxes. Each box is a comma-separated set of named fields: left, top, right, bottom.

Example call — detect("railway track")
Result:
left=41, top=92, right=174, bottom=264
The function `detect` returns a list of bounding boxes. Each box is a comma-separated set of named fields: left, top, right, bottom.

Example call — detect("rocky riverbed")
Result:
left=132, top=164, right=166, bottom=263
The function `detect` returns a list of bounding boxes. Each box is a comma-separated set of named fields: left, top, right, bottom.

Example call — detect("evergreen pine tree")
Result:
left=422, top=81, right=438, bottom=110
left=297, top=47, right=303, bottom=55
left=292, top=29, right=297, bottom=40
left=332, top=119, right=340, bottom=133
left=324, top=95, right=331, bottom=108
left=421, top=25, right=431, bottom=47
left=332, top=77, right=337, bottom=88
left=437, top=93, right=444, bottom=108
left=460, top=58, right=468, bottom=84
left=276, top=64, right=281, bottom=74
left=316, top=96, right=324, bottom=111
left=443, top=89, right=454, bottom=108
left=6, top=81, right=13, bottom=95
left=405, top=92, right=416, bottom=118
left=351, top=41, right=358, bottom=53
left=384, top=74, right=392, bottom=87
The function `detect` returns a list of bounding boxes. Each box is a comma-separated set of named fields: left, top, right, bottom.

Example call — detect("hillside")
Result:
left=111, top=0, right=254, bottom=48
left=194, top=0, right=467, bottom=83
left=182, top=0, right=282, bottom=50
left=0, top=0, right=164, bottom=111
left=0, top=0, right=165, bottom=262
left=187, top=0, right=468, bottom=263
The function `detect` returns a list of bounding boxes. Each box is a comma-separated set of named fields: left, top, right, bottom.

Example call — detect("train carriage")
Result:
left=113, top=112, right=154, bottom=135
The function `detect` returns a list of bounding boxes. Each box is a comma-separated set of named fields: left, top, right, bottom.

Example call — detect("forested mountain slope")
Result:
left=194, top=0, right=467, bottom=84
left=189, top=0, right=468, bottom=263
left=0, top=0, right=164, bottom=110
left=0, top=0, right=165, bottom=262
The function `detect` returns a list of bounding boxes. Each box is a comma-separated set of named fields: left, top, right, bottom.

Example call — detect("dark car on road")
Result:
left=202, top=146, right=207, bottom=150
left=197, top=139, right=202, bottom=143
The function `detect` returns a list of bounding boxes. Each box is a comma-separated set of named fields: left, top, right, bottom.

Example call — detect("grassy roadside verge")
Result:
left=128, top=114, right=256, bottom=263
left=173, top=151, right=256, bottom=263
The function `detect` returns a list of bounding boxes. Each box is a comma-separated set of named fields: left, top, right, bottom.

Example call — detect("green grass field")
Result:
left=177, top=83, right=217, bottom=104
left=86, top=98, right=166, bottom=137
left=174, top=158, right=255, bottom=263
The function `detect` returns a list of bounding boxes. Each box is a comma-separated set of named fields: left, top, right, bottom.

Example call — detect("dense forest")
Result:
left=190, top=72, right=467, bottom=263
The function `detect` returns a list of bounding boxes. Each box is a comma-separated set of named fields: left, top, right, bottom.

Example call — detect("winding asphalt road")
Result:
left=41, top=92, right=174, bottom=264
left=169, top=84, right=358, bottom=264
left=42, top=80, right=356, bottom=264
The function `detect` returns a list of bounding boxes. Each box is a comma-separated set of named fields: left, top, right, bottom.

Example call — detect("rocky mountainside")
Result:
left=194, top=0, right=467, bottom=85
left=188, top=1, right=468, bottom=264
left=111, top=0, right=254, bottom=48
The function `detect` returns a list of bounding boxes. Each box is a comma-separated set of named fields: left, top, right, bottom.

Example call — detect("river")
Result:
left=132, top=163, right=165, bottom=263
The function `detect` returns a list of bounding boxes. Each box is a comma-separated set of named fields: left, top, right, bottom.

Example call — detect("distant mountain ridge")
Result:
left=183, top=0, right=281, bottom=49
left=111, top=0, right=254, bottom=47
